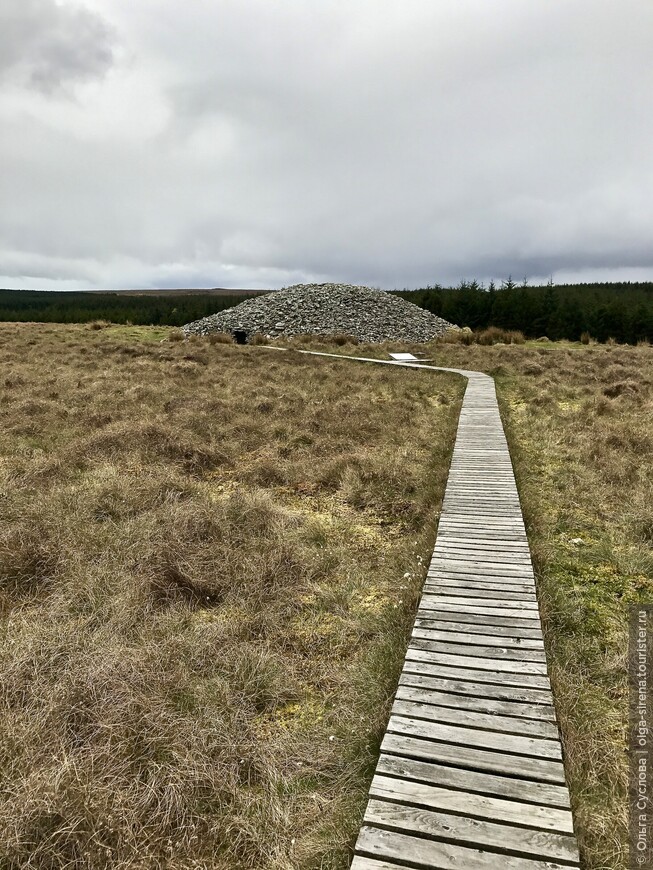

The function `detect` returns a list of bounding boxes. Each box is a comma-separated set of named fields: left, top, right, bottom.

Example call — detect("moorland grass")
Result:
left=0, top=323, right=464, bottom=870
left=2, top=322, right=648, bottom=869
left=280, top=333, right=652, bottom=869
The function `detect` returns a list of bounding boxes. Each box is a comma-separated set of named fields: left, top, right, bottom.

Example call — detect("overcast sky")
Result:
left=1, top=1, right=652, bottom=291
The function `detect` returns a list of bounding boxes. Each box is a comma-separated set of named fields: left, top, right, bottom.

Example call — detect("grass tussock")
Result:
left=0, top=323, right=463, bottom=870
left=430, top=339, right=653, bottom=870
left=440, top=326, right=526, bottom=345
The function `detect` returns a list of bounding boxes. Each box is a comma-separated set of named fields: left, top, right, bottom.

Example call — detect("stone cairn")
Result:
left=183, top=283, right=456, bottom=343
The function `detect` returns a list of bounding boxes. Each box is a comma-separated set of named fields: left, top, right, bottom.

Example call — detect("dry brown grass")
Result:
left=0, top=323, right=463, bottom=869
left=275, top=334, right=652, bottom=868
left=440, top=326, right=526, bottom=345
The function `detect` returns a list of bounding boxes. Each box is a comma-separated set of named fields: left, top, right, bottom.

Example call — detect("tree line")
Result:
left=1, top=281, right=652, bottom=344
left=0, top=289, right=259, bottom=327
left=395, top=280, right=653, bottom=344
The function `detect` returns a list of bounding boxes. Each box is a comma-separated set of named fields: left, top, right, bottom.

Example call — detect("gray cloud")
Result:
left=0, top=0, right=116, bottom=94
left=1, top=0, right=653, bottom=290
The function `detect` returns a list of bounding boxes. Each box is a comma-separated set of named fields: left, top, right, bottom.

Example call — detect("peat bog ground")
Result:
left=0, top=323, right=463, bottom=870
left=0, top=323, right=649, bottom=869
left=292, top=333, right=652, bottom=870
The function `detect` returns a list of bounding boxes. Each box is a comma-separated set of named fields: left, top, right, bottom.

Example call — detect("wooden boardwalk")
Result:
left=350, top=367, right=580, bottom=869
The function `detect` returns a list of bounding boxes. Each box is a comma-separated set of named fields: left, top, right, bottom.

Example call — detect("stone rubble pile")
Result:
left=182, top=283, right=456, bottom=343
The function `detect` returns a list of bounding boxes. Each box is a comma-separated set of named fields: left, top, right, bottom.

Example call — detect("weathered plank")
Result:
left=424, top=578, right=536, bottom=592
left=376, top=752, right=569, bottom=807
left=356, top=826, right=577, bottom=869
left=398, top=672, right=554, bottom=705
left=414, top=615, right=544, bottom=638
left=431, top=540, right=530, bottom=550
left=380, top=732, right=566, bottom=783
left=421, top=593, right=540, bottom=610
left=427, top=565, right=536, bottom=580
left=433, top=549, right=533, bottom=564
left=405, top=648, right=548, bottom=675
left=411, top=626, right=545, bottom=649
left=413, top=612, right=544, bottom=635
left=350, top=858, right=405, bottom=870
left=428, top=560, right=535, bottom=575
left=420, top=602, right=542, bottom=621
left=423, top=583, right=538, bottom=601
left=386, top=716, right=562, bottom=760
left=391, top=697, right=558, bottom=738
left=395, top=684, right=555, bottom=719
left=369, top=777, right=576, bottom=832
left=425, top=571, right=536, bottom=587
left=365, top=798, right=578, bottom=860
left=401, top=659, right=552, bottom=689
left=409, top=637, right=546, bottom=663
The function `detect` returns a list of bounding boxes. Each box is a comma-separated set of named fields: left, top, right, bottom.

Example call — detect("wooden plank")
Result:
left=424, top=575, right=536, bottom=589
left=424, top=582, right=536, bottom=598
left=386, top=716, right=562, bottom=760
left=441, top=508, right=524, bottom=515
left=366, top=774, right=574, bottom=836
left=420, top=602, right=542, bottom=621
left=442, top=483, right=520, bottom=488
left=443, top=500, right=522, bottom=508
left=433, top=549, right=533, bottom=565
left=391, top=699, right=558, bottom=738
left=431, top=550, right=531, bottom=561
left=409, top=637, right=547, bottom=663
left=427, top=566, right=534, bottom=578
left=427, top=564, right=536, bottom=579
left=445, top=482, right=518, bottom=489
left=380, top=731, right=566, bottom=784
left=414, top=613, right=544, bottom=636
left=443, top=501, right=522, bottom=509
left=396, top=684, right=554, bottom=720
left=428, top=560, right=534, bottom=575
left=425, top=576, right=536, bottom=589
left=444, top=496, right=520, bottom=503
left=398, top=672, right=554, bottom=705
left=355, top=826, right=577, bottom=869
left=437, top=521, right=525, bottom=527
left=350, top=858, right=405, bottom=870
left=440, top=511, right=526, bottom=520
left=434, top=543, right=530, bottom=553
left=435, top=535, right=529, bottom=546
left=419, top=603, right=542, bottom=622
left=411, top=626, right=545, bottom=649
left=438, top=529, right=528, bottom=540
left=365, top=797, right=578, bottom=860
left=442, top=502, right=523, bottom=510
left=421, top=594, right=539, bottom=611
left=376, top=752, right=569, bottom=808
left=425, top=576, right=535, bottom=590
left=437, top=542, right=530, bottom=552
left=405, top=648, right=548, bottom=675
left=436, top=532, right=526, bottom=539
left=441, top=511, right=524, bottom=518
left=402, top=658, right=552, bottom=688
left=432, top=553, right=533, bottom=567
left=423, top=584, right=537, bottom=602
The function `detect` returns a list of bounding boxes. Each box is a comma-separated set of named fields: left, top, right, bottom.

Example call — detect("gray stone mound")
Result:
left=182, top=283, right=456, bottom=343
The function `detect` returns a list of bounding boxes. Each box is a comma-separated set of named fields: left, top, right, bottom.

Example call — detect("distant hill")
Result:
left=83, top=287, right=261, bottom=296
